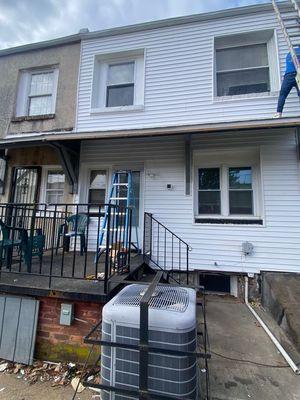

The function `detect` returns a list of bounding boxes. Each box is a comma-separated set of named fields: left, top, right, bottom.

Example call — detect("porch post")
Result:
left=185, top=134, right=192, bottom=195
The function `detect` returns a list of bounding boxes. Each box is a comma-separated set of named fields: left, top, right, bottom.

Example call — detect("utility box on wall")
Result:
left=60, top=303, right=74, bottom=326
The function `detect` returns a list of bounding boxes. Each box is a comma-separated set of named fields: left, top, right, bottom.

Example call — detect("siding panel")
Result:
left=77, top=10, right=299, bottom=132
left=79, top=129, right=300, bottom=274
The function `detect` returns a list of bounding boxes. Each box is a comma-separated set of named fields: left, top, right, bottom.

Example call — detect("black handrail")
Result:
left=0, top=202, right=133, bottom=295
left=143, top=212, right=191, bottom=285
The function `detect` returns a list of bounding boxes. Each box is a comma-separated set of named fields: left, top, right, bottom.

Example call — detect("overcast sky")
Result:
left=0, top=0, right=274, bottom=49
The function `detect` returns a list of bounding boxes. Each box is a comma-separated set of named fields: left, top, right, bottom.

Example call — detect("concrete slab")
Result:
left=203, top=296, right=300, bottom=400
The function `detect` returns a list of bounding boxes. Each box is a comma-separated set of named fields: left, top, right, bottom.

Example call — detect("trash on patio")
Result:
left=0, top=359, right=100, bottom=388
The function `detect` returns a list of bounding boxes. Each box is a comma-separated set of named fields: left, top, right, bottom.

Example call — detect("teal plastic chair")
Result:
left=0, top=220, right=23, bottom=269
left=56, top=214, right=88, bottom=255
left=20, top=229, right=45, bottom=272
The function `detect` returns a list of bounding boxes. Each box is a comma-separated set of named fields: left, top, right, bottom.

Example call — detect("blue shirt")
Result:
left=285, top=46, right=300, bottom=74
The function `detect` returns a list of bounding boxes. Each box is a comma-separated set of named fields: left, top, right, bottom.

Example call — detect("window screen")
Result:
left=216, top=44, right=270, bottom=96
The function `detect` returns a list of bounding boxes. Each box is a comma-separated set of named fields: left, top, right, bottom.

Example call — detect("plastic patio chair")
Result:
left=56, top=214, right=88, bottom=256
left=20, top=228, right=45, bottom=272
left=0, top=220, right=23, bottom=269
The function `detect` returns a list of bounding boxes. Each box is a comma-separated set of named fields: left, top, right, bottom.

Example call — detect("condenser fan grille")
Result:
left=113, top=285, right=189, bottom=312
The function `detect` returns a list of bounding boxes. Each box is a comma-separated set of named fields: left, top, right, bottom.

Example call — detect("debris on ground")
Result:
left=0, top=359, right=100, bottom=389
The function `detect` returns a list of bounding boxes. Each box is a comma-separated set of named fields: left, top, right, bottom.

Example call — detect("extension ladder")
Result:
left=95, top=170, right=139, bottom=262
left=272, top=0, right=300, bottom=89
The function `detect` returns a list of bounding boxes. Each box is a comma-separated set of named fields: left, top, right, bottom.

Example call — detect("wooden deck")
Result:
left=0, top=250, right=145, bottom=302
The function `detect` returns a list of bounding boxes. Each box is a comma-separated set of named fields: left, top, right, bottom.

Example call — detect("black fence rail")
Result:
left=143, top=212, right=191, bottom=285
left=0, top=203, right=132, bottom=294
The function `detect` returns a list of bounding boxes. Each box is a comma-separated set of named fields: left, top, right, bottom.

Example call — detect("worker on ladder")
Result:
left=274, top=45, right=300, bottom=118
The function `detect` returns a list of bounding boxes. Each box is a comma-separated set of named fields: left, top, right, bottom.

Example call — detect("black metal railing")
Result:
left=143, top=212, right=191, bottom=285
left=0, top=203, right=132, bottom=294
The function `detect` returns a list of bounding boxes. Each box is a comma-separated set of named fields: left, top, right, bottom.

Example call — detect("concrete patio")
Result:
left=204, top=295, right=300, bottom=400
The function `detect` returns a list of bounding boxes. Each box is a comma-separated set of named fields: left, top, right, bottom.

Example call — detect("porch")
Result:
left=0, top=203, right=189, bottom=301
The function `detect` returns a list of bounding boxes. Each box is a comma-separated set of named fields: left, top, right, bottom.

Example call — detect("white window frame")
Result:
left=16, top=67, right=59, bottom=117
left=193, top=149, right=263, bottom=220
left=40, top=166, right=65, bottom=205
left=91, top=49, right=145, bottom=114
left=213, top=29, right=280, bottom=100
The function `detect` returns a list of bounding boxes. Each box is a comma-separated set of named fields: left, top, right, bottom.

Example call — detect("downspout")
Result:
left=244, top=276, right=300, bottom=374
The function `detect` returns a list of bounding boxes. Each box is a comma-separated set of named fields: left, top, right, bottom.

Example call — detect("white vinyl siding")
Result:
left=77, top=9, right=298, bottom=132
left=79, top=128, right=300, bottom=274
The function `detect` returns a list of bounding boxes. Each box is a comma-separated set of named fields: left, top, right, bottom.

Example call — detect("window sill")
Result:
left=194, top=217, right=263, bottom=225
left=11, top=114, right=55, bottom=122
left=213, top=91, right=279, bottom=103
left=90, top=105, right=144, bottom=115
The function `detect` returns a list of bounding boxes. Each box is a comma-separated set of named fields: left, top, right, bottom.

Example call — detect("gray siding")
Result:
left=77, top=10, right=299, bottom=132
left=79, top=128, right=300, bottom=274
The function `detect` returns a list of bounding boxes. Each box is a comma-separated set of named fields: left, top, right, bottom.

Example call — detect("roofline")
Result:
left=80, top=2, right=276, bottom=41
left=0, top=33, right=81, bottom=57
left=0, top=1, right=281, bottom=57
left=1, top=117, right=299, bottom=146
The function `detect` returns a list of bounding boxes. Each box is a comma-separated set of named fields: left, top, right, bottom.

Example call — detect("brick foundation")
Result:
left=35, top=297, right=103, bottom=363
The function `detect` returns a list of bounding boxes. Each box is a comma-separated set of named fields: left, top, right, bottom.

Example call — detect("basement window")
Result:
left=214, top=30, right=280, bottom=98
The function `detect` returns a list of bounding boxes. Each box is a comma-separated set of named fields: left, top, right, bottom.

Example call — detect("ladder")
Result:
left=272, top=0, right=300, bottom=89
left=95, top=170, right=139, bottom=263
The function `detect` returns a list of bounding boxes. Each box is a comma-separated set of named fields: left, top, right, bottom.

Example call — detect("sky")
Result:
left=0, top=0, right=274, bottom=49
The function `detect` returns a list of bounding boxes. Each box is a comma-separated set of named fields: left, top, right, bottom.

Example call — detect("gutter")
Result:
left=1, top=117, right=300, bottom=147
left=244, top=276, right=300, bottom=375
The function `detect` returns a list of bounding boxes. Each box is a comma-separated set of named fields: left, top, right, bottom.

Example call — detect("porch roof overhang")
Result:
left=0, top=117, right=300, bottom=147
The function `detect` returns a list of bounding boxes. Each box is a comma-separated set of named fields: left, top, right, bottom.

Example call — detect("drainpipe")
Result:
left=244, top=276, right=300, bottom=374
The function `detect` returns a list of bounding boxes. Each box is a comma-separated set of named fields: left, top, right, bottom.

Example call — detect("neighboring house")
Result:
left=0, top=2, right=299, bottom=362
left=0, top=35, right=81, bottom=204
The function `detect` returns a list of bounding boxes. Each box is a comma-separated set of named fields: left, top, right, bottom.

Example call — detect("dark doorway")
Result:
left=10, top=167, right=41, bottom=203
left=199, top=273, right=231, bottom=293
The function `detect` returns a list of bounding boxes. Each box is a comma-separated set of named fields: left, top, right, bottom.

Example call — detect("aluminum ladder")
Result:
left=272, top=0, right=300, bottom=89
left=95, top=170, right=139, bottom=262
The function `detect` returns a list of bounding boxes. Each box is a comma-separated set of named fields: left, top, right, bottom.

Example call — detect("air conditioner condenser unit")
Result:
left=101, top=283, right=198, bottom=399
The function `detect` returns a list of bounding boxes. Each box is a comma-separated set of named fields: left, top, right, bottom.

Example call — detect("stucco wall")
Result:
left=0, top=42, right=80, bottom=137
left=0, top=146, right=74, bottom=204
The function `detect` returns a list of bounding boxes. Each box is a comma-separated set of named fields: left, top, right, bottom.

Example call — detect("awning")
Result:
left=0, top=117, right=300, bottom=148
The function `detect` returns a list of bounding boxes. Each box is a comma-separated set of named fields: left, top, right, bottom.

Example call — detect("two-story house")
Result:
left=0, top=2, right=299, bottom=363
left=74, top=2, right=300, bottom=293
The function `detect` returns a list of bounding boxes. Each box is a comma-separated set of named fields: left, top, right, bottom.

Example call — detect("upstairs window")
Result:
left=16, top=67, right=59, bottom=117
left=214, top=30, right=280, bottom=98
left=91, top=49, right=145, bottom=112
left=28, top=71, right=55, bottom=116
left=216, top=44, right=270, bottom=96
left=106, top=62, right=135, bottom=107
